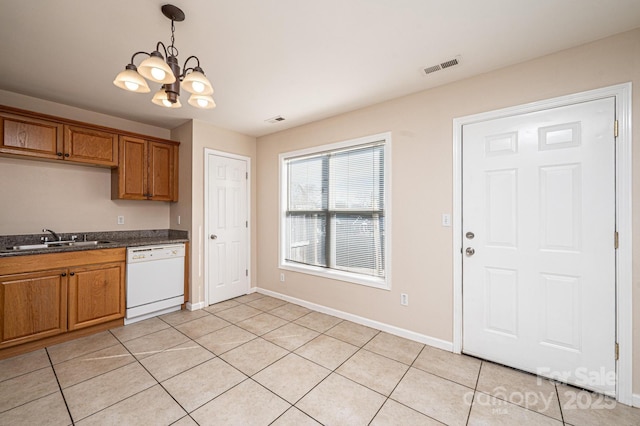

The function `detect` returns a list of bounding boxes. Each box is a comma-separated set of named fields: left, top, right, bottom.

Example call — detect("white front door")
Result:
left=207, top=153, right=249, bottom=305
left=462, top=97, right=616, bottom=394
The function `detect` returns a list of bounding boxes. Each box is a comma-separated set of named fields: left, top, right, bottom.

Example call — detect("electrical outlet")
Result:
left=177, top=215, right=181, bottom=225
left=117, top=215, right=125, bottom=225
left=280, top=273, right=285, bottom=282
left=400, top=293, right=409, bottom=306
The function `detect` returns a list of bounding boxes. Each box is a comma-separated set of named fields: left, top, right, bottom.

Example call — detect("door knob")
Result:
left=210, top=234, right=217, bottom=240
left=466, top=231, right=475, bottom=239
left=465, top=247, right=475, bottom=256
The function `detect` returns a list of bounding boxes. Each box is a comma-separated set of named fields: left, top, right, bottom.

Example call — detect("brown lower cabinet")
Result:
left=0, top=249, right=125, bottom=351
left=68, top=261, right=125, bottom=331
left=0, top=269, right=68, bottom=345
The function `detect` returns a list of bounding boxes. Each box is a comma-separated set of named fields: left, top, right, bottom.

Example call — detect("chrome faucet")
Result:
left=42, top=228, right=61, bottom=242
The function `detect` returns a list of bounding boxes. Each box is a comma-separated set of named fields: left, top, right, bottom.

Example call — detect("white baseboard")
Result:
left=186, top=301, right=205, bottom=311
left=632, top=393, right=640, bottom=408
left=257, top=287, right=453, bottom=352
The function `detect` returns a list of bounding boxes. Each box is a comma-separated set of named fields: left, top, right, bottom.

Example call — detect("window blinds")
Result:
left=285, top=141, right=385, bottom=278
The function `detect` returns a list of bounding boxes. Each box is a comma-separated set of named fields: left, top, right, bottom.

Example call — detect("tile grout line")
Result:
left=45, top=347, right=75, bottom=426
left=464, top=360, right=483, bottom=425
left=379, top=343, right=449, bottom=425
left=554, top=382, right=567, bottom=425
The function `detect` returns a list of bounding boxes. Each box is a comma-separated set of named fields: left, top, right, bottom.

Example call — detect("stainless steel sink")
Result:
left=7, top=241, right=114, bottom=251
left=63, top=240, right=114, bottom=247
left=9, top=244, right=49, bottom=250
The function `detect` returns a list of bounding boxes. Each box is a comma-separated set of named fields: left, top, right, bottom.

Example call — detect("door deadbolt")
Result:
left=465, top=247, right=475, bottom=256
left=210, top=234, right=218, bottom=240
left=466, top=231, right=475, bottom=239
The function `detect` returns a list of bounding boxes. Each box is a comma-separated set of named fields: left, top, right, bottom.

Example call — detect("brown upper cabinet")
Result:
left=0, top=112, right=64, bottom=160
left=0, top=105, right=180, bottom=201
left=1, top=112, right=118, bottom=167
left=112, top=136, right=179, bottom=201
left=64, top=125, right=118, bottom=167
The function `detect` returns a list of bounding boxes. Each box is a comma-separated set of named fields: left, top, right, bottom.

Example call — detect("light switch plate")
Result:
left=442, top=213, right=451, bottom=227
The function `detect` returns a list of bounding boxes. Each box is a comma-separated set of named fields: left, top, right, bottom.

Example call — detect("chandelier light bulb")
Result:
left=139, top=53, right=176, bottom=84
left=188, top=93, right=216, bottom=109
left=152, top=88, right=182, bottom=108
left=151, top=67, right=166, bottom=81
left=182, top=69, right=214, bottom=95
left=191, top=81, right=205, bottom=93
left=113, top=66, right=150, bottom=93
left=124, top=81, right=139, bottom=91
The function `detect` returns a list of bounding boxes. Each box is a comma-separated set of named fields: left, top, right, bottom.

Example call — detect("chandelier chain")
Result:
left=168, top=19, right=179, bottom=57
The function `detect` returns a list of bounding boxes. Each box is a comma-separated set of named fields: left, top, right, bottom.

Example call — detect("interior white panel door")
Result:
left=462, top=98, right=616, bottom=394
left=207, top=154, right=249, bottom=304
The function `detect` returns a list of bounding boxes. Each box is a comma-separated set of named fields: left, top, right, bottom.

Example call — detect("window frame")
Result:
left=279, top=132, right=392, bottom=290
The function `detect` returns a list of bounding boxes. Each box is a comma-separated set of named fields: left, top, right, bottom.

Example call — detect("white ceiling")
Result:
left=1, top=0, right=639, bottom=137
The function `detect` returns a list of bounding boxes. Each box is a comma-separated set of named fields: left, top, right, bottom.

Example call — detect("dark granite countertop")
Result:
left=0, top=229, right=189, bottom=257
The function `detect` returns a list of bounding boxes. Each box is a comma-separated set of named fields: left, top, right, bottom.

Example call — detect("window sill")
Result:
left=280, top=261, right=390, bottom=290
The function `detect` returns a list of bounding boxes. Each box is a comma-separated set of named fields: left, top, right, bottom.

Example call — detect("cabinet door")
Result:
left=148, top=141, right=177, bottom=201
left=67, top=261, right=125, bottom=331
left=0, top=269, right=67, bottom=347
left=63, top=125, right=118, bottom=167
left=0, top=113, right=63, bottom=159
left=112, top=136, right=147, bottom=199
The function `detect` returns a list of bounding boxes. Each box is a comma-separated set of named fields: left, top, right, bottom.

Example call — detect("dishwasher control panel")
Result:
left=127, top=244, right=186, bottom=263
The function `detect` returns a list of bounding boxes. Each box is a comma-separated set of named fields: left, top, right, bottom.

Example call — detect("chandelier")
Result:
left=113, top=4, right=215, bottom=109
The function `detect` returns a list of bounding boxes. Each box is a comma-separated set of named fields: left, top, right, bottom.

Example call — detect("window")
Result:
left=280, top=133, right=391, bottom=288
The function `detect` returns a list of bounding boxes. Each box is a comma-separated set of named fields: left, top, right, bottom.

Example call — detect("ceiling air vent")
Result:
left=422, top=55, right=462, bottom=76
left=265, top=116, right=286, bottom=124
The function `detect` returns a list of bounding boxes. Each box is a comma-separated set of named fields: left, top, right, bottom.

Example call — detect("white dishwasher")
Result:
left=125, top=244, right=185, bottom=324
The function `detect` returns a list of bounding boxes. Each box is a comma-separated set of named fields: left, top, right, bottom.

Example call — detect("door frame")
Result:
left=452, top=83, right=633, bottom=404
left=203, top=148, right=252, bottom=306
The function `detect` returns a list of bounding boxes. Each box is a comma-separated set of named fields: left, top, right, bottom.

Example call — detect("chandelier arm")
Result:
left=180, top=56, right=201, bottom=78
left=155, top=41, right=169, bottom=58
left=129, top=51, right=150, bottom=65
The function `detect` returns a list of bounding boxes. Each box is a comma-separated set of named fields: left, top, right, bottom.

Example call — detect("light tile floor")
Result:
left=1, top=293, right=639, bottom=425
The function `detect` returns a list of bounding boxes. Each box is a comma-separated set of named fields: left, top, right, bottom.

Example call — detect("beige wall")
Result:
left=0, top=91, right=172, bottom=235
left=256, top=29, right=640, bottom=392
left=171, top=120, right=257, bottom=306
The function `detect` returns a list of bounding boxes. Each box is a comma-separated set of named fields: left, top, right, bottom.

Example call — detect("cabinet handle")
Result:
left=64, top=153, right=70, bottom=157
left=69, top=272, right=75, bottom=276
left=56, top=152, right=63, bottom=157
left=61, top=272, right=67, bottom=277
